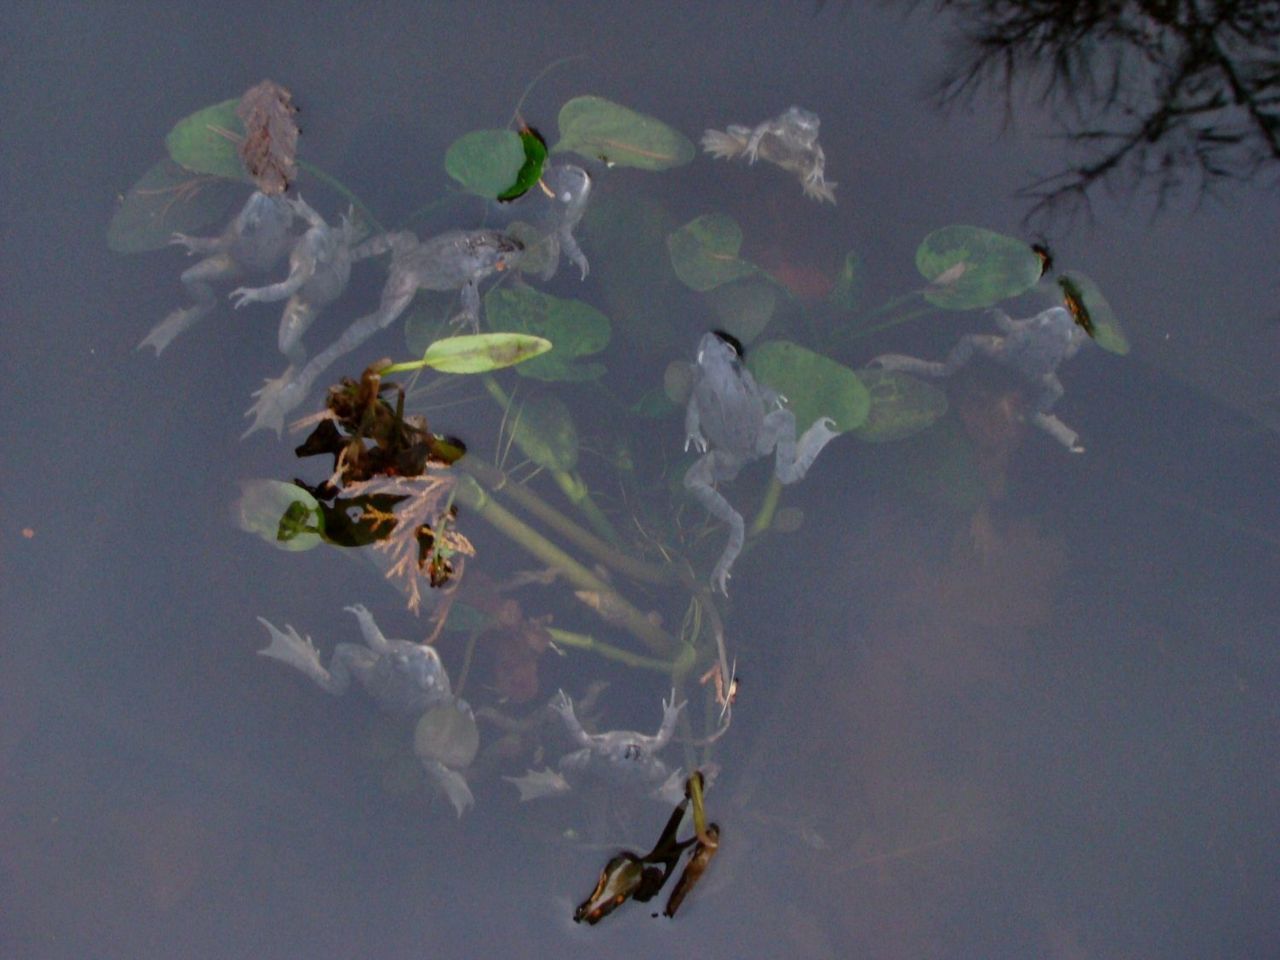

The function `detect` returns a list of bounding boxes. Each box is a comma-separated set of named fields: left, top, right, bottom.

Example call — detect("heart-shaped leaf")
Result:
left=554, top=95, right=695, bottom=170
left=915, top=226, right=1041, bottom=310
left=233, top=480, right=324, bottom=551
left=747, top=340, right=870, bottom=434
left=107, top=159, right=242, bottom=253
left=667, top=213, right=757, bottom=292
left=444, top=129, right=527, bottom=199
left=851, top=369, right=949, bottom=442
left=165, top=98, right=247, bottom=180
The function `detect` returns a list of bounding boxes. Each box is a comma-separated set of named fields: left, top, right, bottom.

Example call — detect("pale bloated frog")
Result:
left=243, top=227, right=523, bottom=437
left=702, top=106, right=837, bottom=203
left=257, top=603, right=476, bottom=815
left=139, top=190, right=296, bottom=354
left=506, top=689, right=685, bottom=803
left=684, top=331, right=840, bottom=593
left=228, top=195, right=357, bottom=368
left=871, top=305, right=1090, bottom=452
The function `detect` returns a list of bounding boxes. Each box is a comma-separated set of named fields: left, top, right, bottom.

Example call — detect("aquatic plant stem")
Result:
left=460, top=458, right=674, bottom=587
left=748, top=476, right=783, bottom=539
left=482, top=376, right=622, bottom=545
left=547, top=627, right=677, bottom=672
left=454, top=475, right=676, bottom=658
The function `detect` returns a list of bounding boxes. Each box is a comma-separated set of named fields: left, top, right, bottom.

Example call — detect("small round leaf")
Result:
left=915, top=226, right=1041, bottom=310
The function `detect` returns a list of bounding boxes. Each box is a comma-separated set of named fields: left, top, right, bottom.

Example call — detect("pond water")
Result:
left=3, top=4, right=1278, bottom=958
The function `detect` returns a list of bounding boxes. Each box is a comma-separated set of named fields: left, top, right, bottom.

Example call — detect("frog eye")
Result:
left=622, top=743, right=642, bottom=761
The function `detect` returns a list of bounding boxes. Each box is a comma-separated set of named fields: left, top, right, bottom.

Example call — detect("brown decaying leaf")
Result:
left=237, top=80, right=298, bottom=195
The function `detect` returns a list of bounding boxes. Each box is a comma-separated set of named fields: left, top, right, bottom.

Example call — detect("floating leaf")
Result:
left=852, top=369, right=949, bottom=442
left=554, top=95, right=695, bottom=170
left=915, top=226, right=1041, bottom=310
left=233, top=480, right=323, bottom=551
left=667, top=214, right=757, bottom=292
left=827, top=251, right=865, bottom=312
left=381, top=333, right=552, bottom=375
left=748, top=340, right=870, bottom=434
left=1058, top=270, right=1129, bottom=355
left=484, top=287, right=610, bottom=381
left=505, top=390, right=579, bottom=471
left=444, top=129, right=526, bottom=199
left=414, top=701, right=479, bottom=769
left=165, top=98, right=246, bottom=181
left=497, top=126, right=549, bottom=202
left=705, top=277, right=778, bottom=343
left=107, top=159, right=242, bottom=253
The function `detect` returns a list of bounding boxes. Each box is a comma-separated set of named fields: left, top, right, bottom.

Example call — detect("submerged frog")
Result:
left=228, top=195, right=357, bottom=368
left=258, top=603, right=476, bottom=814
left=244, top=227, right=523, bottom=436
left=539, top=164, right=592, bottom=280
left=684, top=331, right=841, bottom=593
left=870, top=305, right=1090, bottom=452
left=702, top=106, right=837, bottom=203
left=140, top=190, right=296, bottom=354
left=506, top=689, right=686, bottom=803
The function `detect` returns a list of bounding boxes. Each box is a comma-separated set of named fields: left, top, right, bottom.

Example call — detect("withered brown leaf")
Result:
left=237, top=80, right=299, bottom=195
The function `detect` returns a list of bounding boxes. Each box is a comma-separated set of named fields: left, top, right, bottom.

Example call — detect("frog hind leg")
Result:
left=256, top=617, right=359, bottom=696
left=140, top=253, right=237, bottom=354
left=1028, top=373, right=1083, bottom=452
left=422, top=759, right=474, bottom=817
left=684, top=451, right=746, bottom=593
left=277, top=296, right=318, bottom=367
left=775, top=414, right=841, bottom=484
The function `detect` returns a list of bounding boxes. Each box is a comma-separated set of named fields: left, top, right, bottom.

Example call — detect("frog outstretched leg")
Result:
left=421, top=759, right=475, bottom=817
left=683, top=450, right=747, bottom=593
left=139, top=251, right=235, bottom=354
left=1028, top=373, right=1083, bottom=452
left=256, top=617, right=375, bottom=695
left=763, top=409, right=841, bottom=484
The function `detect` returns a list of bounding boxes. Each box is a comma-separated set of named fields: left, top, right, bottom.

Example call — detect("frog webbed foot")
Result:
left=243, top=367, right=306, bottom=438
left=1031, top=412, right=1084, bottom=453
left=228, top=285, right=263, bottom=309
left=257, top=617, right=329, bottom=686
left=421, top=758, right=474, bottom=817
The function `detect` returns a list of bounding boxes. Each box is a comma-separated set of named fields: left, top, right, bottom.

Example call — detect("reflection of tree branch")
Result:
left=928, top=0, right=1280, bottom=221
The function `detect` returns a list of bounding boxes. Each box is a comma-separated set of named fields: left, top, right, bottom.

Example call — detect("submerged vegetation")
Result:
left=114, top=76, right=1130, bottom=921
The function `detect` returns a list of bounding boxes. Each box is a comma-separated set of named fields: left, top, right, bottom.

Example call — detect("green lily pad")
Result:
left=484, top=287, right=610, bottom=381
left=553, top=95, right=695, bottom=170
left=915, top=226, right=1041, bottom=310
left=1058, top=270, right=1129, bottom=355
left=851, top=369, right=949, bottom=442
left=233, top=480, right=323, bottom=551
left=381, top=333, right=552, bottom=375
left=667, top=213, right=758, bottom=292
left=827, top=251, right=865, bottom=312
left=165, top=98, right=247, bottom=180
left=705, top=277, right=778, bottom=343
left=444, top=129, right=527, bottom=199
left=747, top=340, right=870, bottom=434
left=505, top=390, right=579, bottom=472
left=414, top=702, right=479, bottom=769
left=107, top=159, right=242, bottom=253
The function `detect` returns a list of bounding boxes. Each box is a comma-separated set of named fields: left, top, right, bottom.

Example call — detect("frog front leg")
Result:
left=683, top=450, right=746, bottom=594
left=344, top=603, right=393, bottom=656
left=456, top=278, right=482, bottom=330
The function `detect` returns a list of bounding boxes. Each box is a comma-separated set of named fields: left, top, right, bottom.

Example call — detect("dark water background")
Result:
left=3, top=3, right=1278, bottom=958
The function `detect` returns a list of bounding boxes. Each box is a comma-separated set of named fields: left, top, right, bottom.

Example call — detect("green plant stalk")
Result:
left=482, top=376, right=622, bottom=545
left=547, top=627, right=677, bottom=672
left=460, top=458, right=673, bottom=587
left=454, top=474, right=676, bottom=658
left=748, top=476, right=783, bottom=539
left=849, top=302, right=935, bottom=340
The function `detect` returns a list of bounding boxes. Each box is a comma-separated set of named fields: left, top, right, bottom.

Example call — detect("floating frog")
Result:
left=506, top=689, right=685, bottom=803
left=684, top=331, right=841, bottom=593
left=140, top=190, right=296, bottom=354
left=257, top=603, right=475, bottom=815
left=870, top=305, right=1090, bottom=452
left=244, top=227, right=523, bottom=436
left=529, top=163, right=592, bottom=281
left=702, top=106, right=837, bottom=203
left=228, top=195, right=357, bottom=368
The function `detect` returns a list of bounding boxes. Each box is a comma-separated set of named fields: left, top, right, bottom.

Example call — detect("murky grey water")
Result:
left=3, top=4, right=1278, bottom=958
